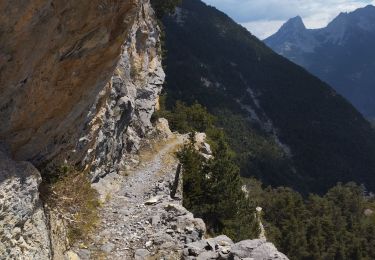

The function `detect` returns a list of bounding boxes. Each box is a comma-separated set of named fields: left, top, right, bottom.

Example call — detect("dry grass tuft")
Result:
left=41, top=165, right=100, bottom=245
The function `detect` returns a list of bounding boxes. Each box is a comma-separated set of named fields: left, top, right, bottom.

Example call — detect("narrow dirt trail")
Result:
left=74, top=134, right=205, bottom=260
left=68, top=133, right=287, bottom=260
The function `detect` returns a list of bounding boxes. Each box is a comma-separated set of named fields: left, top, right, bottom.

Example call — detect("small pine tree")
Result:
left=150, top=0, right=181, bottom=19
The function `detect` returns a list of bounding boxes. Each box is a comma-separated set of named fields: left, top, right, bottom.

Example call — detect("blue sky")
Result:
left=202, top=0, right=375, bottom=39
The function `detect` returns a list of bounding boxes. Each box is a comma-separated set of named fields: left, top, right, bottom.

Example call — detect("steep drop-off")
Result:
left=162, top=0, right=375, bottom=194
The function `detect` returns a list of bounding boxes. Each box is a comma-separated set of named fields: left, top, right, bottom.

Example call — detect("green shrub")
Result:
left=177, top=135, right=259, bottom=239
left=246, top=182, right=375, bottom=260
left=151, top=0, right=181, bottom=19
left=156, top=100, right=216, bottom=133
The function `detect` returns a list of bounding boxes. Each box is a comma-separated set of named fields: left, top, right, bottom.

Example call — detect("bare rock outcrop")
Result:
left=183, top=236, right=289, bottom=260
left=79, top=0, right=165, bottom=180
left=0, top=0, right=163, bottom=179
left=0, top=150, right=51, bottom=259
left=0, top=0, right=137, bottom=164
left=0, top=0, right=164, bottom=259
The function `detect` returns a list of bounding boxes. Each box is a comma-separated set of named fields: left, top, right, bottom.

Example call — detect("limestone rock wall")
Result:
left=0, top=0, right=135, bottom=164
left=0, top=0, right=163, bottom=179
left=78, top=0, right=164, bottom=180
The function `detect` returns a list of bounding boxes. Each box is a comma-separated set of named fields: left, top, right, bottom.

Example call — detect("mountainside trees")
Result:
left=156, top=101, right=375, bottom=259
left=151, top=0, right=181, bottom=18
left=162, top=0, right=375, bottom=195
left=257, top=183, right=375, bottom=260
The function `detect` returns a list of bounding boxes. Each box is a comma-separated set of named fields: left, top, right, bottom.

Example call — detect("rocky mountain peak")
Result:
left=354, top=4, right=375, bottom=16
left=278, top=16, right=306, bottom=33
left=265, top=15, right=315, bottom=54
left=327, top=4, right=375, bottom=32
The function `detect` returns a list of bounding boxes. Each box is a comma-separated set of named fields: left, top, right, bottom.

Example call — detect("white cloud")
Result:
left=241, top=20, right=285, bottom=40
left=203, top=0, right=375, bottom=39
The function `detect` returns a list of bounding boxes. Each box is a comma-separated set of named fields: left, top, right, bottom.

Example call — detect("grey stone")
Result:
left=219, top=251, right=231, bottom=260
left=155, top=118, right=173, bottom=138
left=65, top=250, right=81, bottom=260
left=145, top=195, right=163, bottom=205
left=0, top=151, right=51, bottom=259
left=251, top=242, right=289, bottom=260
left=135, top=249, right=151, bottom=260
left=188, top=245, right=205, bottom=256
left=76, top=249, right=91, bottom=260
left=230, top=239, right=265, bottom=258
left=229, top=239, right=289, bottom=260
left=206, top=240, right=217, bottom=251
left=197, top=251, right=219, bottom=260
left=165, top=203, right=190, bottom=215
left=211, top=235, right=233, bottom=246
left=101, top=242, right=115, bottom=253
left=153, top=232, right=174, bottom=246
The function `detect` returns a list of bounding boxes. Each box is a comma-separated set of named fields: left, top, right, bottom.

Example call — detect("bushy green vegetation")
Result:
left=253, top=182, right=375, bottom=260
left=181, top=141, right=375, bottom=258
left=151, top=0, right=181, bottom=19
left=156, top=99, right=215, bottom=133
left=156, top=100, right=259, bottom=237
left=216, top=110, right=298, bottom=188
left=177, top=135, right=260, bottom=239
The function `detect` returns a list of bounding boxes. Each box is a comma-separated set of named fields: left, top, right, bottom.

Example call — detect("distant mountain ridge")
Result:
left=163, top=0, right=375, bottom=194
left=265, top=5, right=375, bottom=118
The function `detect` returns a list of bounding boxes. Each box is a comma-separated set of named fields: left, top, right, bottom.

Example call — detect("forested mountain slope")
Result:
left=162, top=0, right=375, bottom=194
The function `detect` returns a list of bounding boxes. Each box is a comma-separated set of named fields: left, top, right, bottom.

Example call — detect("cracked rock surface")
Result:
left=0, top=150, right=51, bottom=259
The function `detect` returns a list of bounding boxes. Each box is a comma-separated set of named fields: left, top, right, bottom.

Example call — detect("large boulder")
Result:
left=183, top=237, right=288, bottom=260
left=230, top=239, right=288, bottom=260
left=0, top=150, right=51, bottom=259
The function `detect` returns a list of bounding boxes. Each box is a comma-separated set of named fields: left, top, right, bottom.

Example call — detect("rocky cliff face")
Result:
left=0, top=0, right=163, bottom=258
left=0, top=0, right=163, bottom=178
left=76, top=0, right=164, bottom=180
